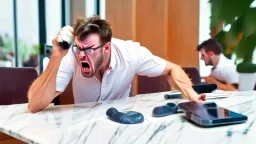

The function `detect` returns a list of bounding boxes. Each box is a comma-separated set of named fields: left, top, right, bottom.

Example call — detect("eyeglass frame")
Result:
left=71, top=43, right=106, bottom=56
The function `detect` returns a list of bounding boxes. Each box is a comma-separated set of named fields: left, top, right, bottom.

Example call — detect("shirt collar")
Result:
left=109, top=42, right=116, bottom=70
left=215, top=54, right=226, bottom=68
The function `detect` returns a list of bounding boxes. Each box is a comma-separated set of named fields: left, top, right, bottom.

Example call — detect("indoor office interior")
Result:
left=1, top=0, right=256, bottom=144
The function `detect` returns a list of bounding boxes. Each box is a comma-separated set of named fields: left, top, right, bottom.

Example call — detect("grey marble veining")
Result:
left=1, top=91, right=256, bottom=144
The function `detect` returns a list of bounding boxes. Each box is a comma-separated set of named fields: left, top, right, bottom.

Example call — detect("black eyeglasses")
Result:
left=72, top=43, right=105, bottom=56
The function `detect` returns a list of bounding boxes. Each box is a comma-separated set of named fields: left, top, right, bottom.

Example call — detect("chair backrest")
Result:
left=59, top=80, right=74, bottom=105
left=0, top=67, right=38, bottom=105
left=136, top=67, right=201, bottom=95
left=137, top=75, right=170, bottom=94
left=182, top=67, right=201, bottom=85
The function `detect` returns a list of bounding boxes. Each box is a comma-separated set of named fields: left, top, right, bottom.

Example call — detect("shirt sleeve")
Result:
left=221, top=66, right=239, bottom=84
left=56, top=50, right=74, bottom=92
left=211, top=66, right=238, bottom=84
left=135, top=46, right=166, bottom=77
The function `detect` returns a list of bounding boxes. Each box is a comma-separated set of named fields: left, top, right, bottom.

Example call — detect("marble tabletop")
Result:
left=1, top=91, right=256, bottom=144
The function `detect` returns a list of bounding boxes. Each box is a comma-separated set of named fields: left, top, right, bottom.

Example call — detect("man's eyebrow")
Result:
left=76, top=43, right=94, bottom=49
left=84, top=44, right=95, bottom=49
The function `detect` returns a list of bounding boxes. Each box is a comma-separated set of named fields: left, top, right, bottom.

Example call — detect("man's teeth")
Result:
left=83, top=68, right=90, bottom=72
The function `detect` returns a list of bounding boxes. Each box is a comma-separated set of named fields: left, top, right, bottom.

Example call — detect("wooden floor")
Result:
left=0, top=132, right=26, bottom=144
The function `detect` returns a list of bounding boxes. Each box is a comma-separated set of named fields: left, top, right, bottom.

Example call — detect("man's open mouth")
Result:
left=81, top=62, right=91, bottom=74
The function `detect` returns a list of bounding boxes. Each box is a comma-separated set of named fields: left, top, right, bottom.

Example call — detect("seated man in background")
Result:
left=197, top=39, right=238, bottom=91
left=27, top=15, right=206, bottom=113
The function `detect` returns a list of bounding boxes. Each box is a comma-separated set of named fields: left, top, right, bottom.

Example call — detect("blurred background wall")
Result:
left=106, top=0, right=200, bottom=68
left=105, top=0, right=200, bottom=94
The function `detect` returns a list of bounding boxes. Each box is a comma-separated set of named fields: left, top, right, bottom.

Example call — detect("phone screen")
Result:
left=179, top=102, right=247, bottom=120
left=192, top=107, right=245, bottom=120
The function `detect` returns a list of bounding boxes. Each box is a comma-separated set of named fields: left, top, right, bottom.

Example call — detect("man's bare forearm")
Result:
left=218, top=83, right=236, bottom=91
left=27, top=56, right=62, bottom=113
left=27, top=25, right=74, bottom=113
left=213, top=80, right=237, bottom=91
left=167, top=65, right=197, bottom=100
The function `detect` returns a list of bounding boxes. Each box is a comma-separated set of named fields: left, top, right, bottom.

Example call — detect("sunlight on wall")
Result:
left=199, top=0, right=212, bottom=77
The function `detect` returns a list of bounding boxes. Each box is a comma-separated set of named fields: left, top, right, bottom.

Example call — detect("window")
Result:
left=0, top=0, right=14, bottom=67
left=199, top=0, right=212, bottom=77
left=17, top=0, right=39, bottom=69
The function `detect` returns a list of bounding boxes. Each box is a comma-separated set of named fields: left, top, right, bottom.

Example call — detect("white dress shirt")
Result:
left=211, top=54, right=238, bottom=84
left=55, top=38, right=167, bottom=103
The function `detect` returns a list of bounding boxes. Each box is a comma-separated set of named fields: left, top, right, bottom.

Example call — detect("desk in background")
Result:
left=1, top=91, right=256, bottom=144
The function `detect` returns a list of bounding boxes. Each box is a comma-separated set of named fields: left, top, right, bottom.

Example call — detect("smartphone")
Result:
left=179, top=101, right=248, bottom=127
left=59, top=41, right=70, bottom=50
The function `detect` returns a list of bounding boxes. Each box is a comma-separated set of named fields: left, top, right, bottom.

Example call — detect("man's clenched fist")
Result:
left=52, top=26, right=74, bottom=57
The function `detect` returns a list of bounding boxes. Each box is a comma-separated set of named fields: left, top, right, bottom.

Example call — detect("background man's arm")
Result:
left=204, top=76, right=237, bottom=91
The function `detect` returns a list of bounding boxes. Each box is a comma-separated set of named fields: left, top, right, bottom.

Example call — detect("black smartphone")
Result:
left=59, top=41, right=71, bottom=50
left=179, top=101, right=248, bottom=127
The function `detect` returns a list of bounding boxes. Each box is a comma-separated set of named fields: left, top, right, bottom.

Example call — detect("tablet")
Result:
left=179, top=102, right=248, bottom=127
left=164, top=91, right=230, bottom=99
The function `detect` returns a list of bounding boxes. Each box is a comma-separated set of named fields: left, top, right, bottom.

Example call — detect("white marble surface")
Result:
left=1, top=91, right=256, bottom=144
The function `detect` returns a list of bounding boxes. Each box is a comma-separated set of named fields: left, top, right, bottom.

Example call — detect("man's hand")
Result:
left=204, top=76, right=218, bottom=84
left=190, top=94, right=206, bottom=102
left=52, top=26, right=74, bottom=57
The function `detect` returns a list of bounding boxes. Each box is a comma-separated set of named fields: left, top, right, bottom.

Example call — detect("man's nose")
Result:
left=79, top=51, right=87, bottom=60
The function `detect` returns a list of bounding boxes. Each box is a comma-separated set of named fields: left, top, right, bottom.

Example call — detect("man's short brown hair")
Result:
left=74, top=15, right=112, bottom=44
left=197, top=39, right=223, bottom=55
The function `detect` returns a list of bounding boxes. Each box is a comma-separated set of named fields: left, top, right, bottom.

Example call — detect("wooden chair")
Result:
left=0, top=67, right=38, bottom=105
left=0, top=67, right=38, bottom=143
left=182, top=67, right=201, bottom=85
left=137, top=75, right=170, bottom=94
left=58, top=80, right=74, bottom=105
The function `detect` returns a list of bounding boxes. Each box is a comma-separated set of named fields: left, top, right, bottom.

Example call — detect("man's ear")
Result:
left=104, top=42, right=111, bottom=54
left=209, top=51, right=214, bottom=57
